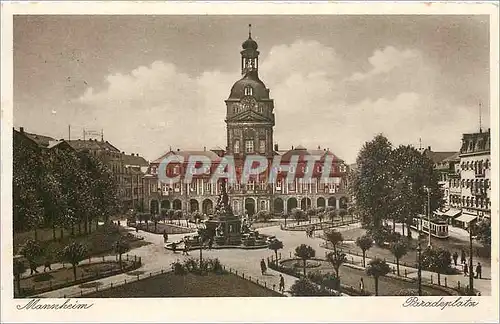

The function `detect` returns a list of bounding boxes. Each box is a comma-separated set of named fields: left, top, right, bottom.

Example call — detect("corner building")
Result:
left=143, top=30, right=350, bottom=217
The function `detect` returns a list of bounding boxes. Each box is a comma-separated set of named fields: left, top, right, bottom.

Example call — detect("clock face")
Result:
left=241, top=96, right=257, bottom=111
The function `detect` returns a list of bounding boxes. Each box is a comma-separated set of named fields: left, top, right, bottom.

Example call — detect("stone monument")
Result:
left=205, top=179, right=242, bottom=245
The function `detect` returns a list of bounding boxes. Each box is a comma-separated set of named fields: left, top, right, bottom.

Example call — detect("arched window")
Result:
left=461, top=179, right=465, bottom=188
left=244, top=86, right=253, bottom=96
left=485, top=159, right=490, bottom=169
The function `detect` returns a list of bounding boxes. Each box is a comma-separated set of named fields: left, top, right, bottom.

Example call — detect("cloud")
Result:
left=74, top=41, right=488, bottom=163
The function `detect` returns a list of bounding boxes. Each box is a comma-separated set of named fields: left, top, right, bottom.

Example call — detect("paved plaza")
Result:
left=34, top=219, right=491, bottom=298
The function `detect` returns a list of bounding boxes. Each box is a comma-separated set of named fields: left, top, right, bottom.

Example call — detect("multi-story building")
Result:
left=455, top=129, right=491, bottom=227
left=143, top=30, right=350, bottom=217
left=67, top=139, right=149, bottom=211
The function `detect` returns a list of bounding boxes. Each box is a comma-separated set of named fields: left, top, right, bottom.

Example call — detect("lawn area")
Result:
left=281, top=259, right=448, bottom=296
left=17, top=260, right=137, bottom=297
left=14, top=224, right=149, bottom=266
left=131, top=222, right=196, bottom=235
left=251, top=220, right=282, bottom=229
left=85, top=272, right=282, bottom=297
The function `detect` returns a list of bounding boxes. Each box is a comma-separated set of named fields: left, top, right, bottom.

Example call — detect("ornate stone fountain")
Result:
left=204, top=180, right=243, bottom=245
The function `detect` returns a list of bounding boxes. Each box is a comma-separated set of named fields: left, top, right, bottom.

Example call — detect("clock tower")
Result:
left=225, top=25, right=275, bottom=158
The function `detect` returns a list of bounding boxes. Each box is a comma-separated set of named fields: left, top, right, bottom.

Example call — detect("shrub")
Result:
left=289, top=277, right=338, bottom=296
left=183, top=258, right=199, bottom=273
left=171, top=261, right=186, bottom=275
left=395, top=288, right=430, bottom=296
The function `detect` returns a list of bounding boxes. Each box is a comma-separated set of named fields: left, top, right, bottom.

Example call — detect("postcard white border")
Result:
left=1, top=1, right=499, bottom=323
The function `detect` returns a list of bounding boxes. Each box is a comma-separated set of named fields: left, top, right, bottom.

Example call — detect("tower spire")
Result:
left=248, top=23, right=252, bottom=38
left=479, top=101, right=482, bottom=132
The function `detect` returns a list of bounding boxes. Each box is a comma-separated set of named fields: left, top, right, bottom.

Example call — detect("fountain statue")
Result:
left=204, top=179, right=242, bottom=245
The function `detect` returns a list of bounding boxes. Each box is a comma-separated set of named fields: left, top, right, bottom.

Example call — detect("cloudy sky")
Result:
left=14, top=15, right=490, bottom=163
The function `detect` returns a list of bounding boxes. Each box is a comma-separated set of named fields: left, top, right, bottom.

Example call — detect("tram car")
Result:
left=410, top=214, right=449, bottom=239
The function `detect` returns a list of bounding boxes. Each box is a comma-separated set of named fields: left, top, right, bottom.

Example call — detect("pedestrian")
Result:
left=260, top=259, right=267, bottom=275
left=460, top=250, right=466, bottom=264
left=475, top=262, right=482, bottom=279
left=172, top=242, right=177, bottom=253
left=163, top=230, right=168, bottom=244
left=43, top=260, right=52, bottom=272
left=452, top=251, right=458, bottom=266
left=359, top=278, right=365, bottom=293
left=463, top=262, right=468, bottom=276
left=136, top=226, right=139, bottom=233
left=279, top=274, right=285, bottom=293
left=183, top=242, right=190, bottom=256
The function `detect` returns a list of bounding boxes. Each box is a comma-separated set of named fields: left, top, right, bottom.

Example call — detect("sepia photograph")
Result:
left=1, top=2, right=498, bottom=323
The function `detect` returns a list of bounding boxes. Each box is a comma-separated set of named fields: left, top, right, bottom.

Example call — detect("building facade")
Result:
left=143, top=31, right=350, bottom=217
left=457, top=129, right=491, bottom=225
left=66, top=139, right=149, bottom=211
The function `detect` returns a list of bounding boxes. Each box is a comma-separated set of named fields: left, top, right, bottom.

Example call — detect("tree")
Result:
left=294, top=244, right=316, bottom=276
left=19, top=239, right=42, bottom=275
left=174, top=210, right=183, bottom=225
left=167, top=209, right=175, bottom=224
left=59, top=242, right=87, bottom=281
left=390, top=145, right=443, bottom=237
left=327, top=209, right=337, bottom=222
left=428, top=247, right=451, bottom=286
left=268, top=239, right=284, bottom=263
left=255, top=210, right=272, bottom=222
left=475, top=218, right=491, bottom=248
left=390, top=239, right=408, bottom=276
left=324, top=229, right=343, bottom=254
left=350, top=135, right=394, bottom=231
left=114, top=239, right=131, bottom=269
left=291, top=208, right=306, bottom=224
left=326, top=250, right=347, bottom=281
left=356, top=234, right=373, bottom=267
left=366, top=258, right=391, bottom=296
left=13, top=258, right=26, bottom=296
left=338, top=208, right=347, bottom=223
left=283, top=213, right=289, bottom=227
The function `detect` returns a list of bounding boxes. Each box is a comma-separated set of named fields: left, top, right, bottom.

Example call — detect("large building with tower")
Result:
left=143, top=29, right=350, bottom=217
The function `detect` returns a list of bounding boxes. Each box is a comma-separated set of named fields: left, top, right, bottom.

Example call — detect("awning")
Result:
left=443, top=208, right=461, bottom=217
left=434, top=210, right=445, bottom=216
left=455, top=214, right=477, bottom=223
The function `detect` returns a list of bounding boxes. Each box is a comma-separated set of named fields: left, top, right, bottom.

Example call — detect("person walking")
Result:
left=172, top=242, right=177, bottom=253
left=359, top=278, right=365, bottom=293
left=452, top=251, right=458, bottom=266
left=279, top=274, right=285, bottom=293
left=475, top=262, right=482, bottom=279
left=260, top=259, right=267, bottom=275
left=463, top=262, right=468, bottom=277
left=43, top=260, right=52, bottom=272
left=460, top=249, right=466, bottom=264
left=182, top=242, right=190, bottom=256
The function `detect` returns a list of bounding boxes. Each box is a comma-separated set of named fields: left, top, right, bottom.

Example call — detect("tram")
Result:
left=410, top=214, right=449, bottom=239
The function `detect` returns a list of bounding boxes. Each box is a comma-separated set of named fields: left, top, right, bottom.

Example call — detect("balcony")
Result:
left=475, top=172, right=485, bottom=178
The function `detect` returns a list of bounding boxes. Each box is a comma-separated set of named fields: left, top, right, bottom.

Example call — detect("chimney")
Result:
left=177, top=148, right=180, bottom=152
left=291, top=145, right=294, bottom=150
left=317, top=145, right=321, bottom=149
left=428, top=146, right=431, bottom=151
left=204, top=146, right=206, bottom=151
left=20, top=127, right=24, bottom=133
left=274, top=144, right=279, bottom=151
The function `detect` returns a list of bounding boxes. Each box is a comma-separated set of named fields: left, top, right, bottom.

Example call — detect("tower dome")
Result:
left=242, top=36, right=258, bottom=50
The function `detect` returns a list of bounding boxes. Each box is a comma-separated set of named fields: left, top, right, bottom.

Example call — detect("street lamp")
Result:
left=424, top=186, right=431, bottom=247
left=468, top=220, right=475, bottom=295
left=416, top=243, right=422, bottom=296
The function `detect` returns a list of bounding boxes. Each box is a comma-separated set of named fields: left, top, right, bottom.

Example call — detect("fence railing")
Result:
left=283, top=218, right=358, bottom=231
left=222, top=265, right=287, bottom=296
left=21, top=254, right=142, bottom=298
left=63, top=266, right=168, bottom=298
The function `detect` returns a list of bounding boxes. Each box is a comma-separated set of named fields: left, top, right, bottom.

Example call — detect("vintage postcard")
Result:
left=1, top=1, right=498, bottom=323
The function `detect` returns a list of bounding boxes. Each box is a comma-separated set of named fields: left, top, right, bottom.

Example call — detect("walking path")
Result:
left=33, top=220, right=490, bottom=297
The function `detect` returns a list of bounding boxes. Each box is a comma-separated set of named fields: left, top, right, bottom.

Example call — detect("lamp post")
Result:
left=425, top=186, right=431, bottom=247
left=468, top=220, right=474, bottom=295
left=416, top=243, right=422, bottom=296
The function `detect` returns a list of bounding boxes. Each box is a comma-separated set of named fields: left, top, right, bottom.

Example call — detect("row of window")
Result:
left=234, top=139, right=266, bottom=154
left=450, top=178, right=490, bottom=190
left=460, top=159, right=490, bottom=172
left=449, top=194, right=490, bottom=210
left=152, top=179, right=345, bottom=194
